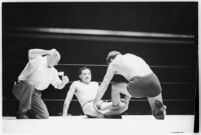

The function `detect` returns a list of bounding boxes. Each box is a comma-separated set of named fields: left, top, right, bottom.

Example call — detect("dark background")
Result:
left=2, top=2, right=198, bottom=116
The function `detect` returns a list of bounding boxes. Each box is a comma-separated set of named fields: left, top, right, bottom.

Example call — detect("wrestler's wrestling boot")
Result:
left=153, top=100, right=167, bottom=120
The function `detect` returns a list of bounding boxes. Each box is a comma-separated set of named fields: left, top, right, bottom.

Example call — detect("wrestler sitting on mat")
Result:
left=62, top=67, right=128, bottom=118
left=94, top=51, right=167, bottom=120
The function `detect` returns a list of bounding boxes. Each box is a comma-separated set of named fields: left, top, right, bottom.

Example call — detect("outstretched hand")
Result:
left=58, top=71, right=69, bottom=84
left=62, top=75, right=69, bottom=85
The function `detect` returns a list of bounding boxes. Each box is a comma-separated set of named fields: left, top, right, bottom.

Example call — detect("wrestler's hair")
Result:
left=78, top=66, right=91, bottom=76
left=106, top=50, right=121, bottom=64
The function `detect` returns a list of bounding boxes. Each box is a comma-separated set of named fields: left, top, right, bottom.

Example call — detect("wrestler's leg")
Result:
left=99, top=101, right=112, bottom=111
left=112, top=83, right=131, bottom=96
left=83, top=102, right=104, bottom=118
left=147, top=93, right=163, bottom=111
left=99, top=83, right=131, bottom=115
left=99, top=82, right=131, bottom=111
left=100, top=101, right=128, bottom=115
left=146, top=74, right=166, bottom=120
left=98, top=83, right=130, bottom=111
left=148, top=93, right=166, bottom=120
left=111, top=83, right=131, bottom=105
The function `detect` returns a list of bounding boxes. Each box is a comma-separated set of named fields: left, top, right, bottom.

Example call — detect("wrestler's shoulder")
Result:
left=90, top=81, right=99, bottom=85
left=71, top=80, right=80, bottom=86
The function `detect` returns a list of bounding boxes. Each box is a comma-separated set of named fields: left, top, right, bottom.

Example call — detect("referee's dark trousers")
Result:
left=12, top=81, right=49, bottom=119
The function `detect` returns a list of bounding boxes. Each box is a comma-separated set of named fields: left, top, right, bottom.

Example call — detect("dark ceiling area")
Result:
left=2, top=2, right=197, bottom=35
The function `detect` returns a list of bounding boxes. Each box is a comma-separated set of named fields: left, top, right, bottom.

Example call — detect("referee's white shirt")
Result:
left=18, top=55, right=62, bottom=90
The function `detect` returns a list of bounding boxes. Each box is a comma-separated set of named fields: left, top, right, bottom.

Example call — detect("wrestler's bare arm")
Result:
left=94, top=64, right=116, bottom=106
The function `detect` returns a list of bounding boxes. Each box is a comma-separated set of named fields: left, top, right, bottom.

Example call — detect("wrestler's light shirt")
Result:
left=71, top=81, right=99, bottom=107
left=18, top=55, right=62, bottom=90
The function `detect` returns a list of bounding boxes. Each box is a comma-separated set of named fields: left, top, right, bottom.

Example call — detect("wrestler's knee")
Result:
left=118, top=102, right=129, bottom=113
left=122, top=102, right=129, bottom=111
left=152, top=88, right=162, bottom=97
